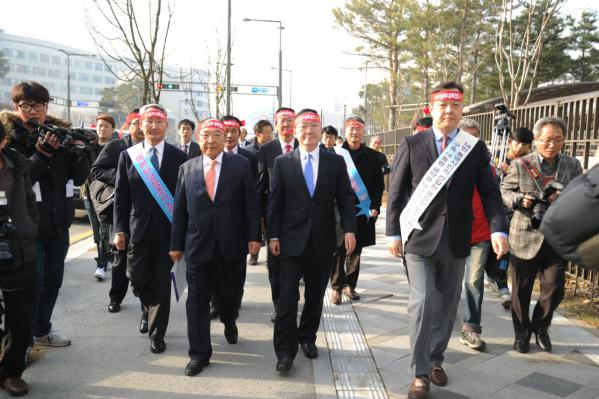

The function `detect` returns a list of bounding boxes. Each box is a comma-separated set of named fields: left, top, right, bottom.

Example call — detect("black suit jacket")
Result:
left=257, top=139, right=299, bottom=218
left=114, top=142, right=187, bottom=248
left=170, top=152, right=260, bottom=263
left=237, top=146, right=258, bottom=180
left=385, top=129, right=506, bottom=258
left=268, top=148, right=357, bottom=257
left=90, top=135, right=135, bottom=187
left=182, top=141, right=201, bottom=159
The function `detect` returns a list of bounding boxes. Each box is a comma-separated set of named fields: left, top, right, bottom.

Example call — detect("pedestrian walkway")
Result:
left=20, top=209, right=599, bottom=398
left=322, top=208, right=599, bottom=399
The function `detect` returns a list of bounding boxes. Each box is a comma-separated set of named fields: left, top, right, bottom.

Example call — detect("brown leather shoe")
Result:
left=2, top=377, right=29, bottom=396
left=343, top=286, right=360, bottom=300
left=429, top=366, right=448, bottom=386
left=330, top=290, right=341, bottom=305
left=408, top=376, right=430, bottom=399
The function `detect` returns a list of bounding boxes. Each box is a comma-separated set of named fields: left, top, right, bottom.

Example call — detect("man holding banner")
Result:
left=169, top=118, right=260, bottom=376
left=113, top=104, right=187, bottom=355
left=330, top=116, right=384, bottom=305
left=386, top=82, right=507, bottom=399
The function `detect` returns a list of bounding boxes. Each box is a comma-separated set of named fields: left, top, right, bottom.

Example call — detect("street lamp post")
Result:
left=271, top=67, right=292, bottom=107
left=243, top=18, right=284, bottom=108
left=56, top=49, right=95, bottom=122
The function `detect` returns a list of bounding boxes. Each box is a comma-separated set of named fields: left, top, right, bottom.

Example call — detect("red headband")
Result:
left=430, top=90, right=464, bottom=103
left=125, top=112, right=141, bottom=125
left=345, top=119, right=365, bottom=129
left=275, top=110, right=296, bottom=121
left=200, top=119, right=225, bottom=132
left=141, top=110, right=167, bottom=120
left=222, top=119, right=241, bottom=129
left=296, top=112, right=321, bottom=124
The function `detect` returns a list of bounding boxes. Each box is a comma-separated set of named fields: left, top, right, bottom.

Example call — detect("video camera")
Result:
left=494, top=104, right=516, bottom=135
left=26, top=119, right=94, bottom=161
left=530, top=181, right=565, bottom=229
left=0, top=191, right=15, bottom=263
left=491, top=104, right=517, bottom=180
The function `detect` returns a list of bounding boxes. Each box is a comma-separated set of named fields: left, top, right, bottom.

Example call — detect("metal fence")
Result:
left=366, top=93, right=599, bottom=299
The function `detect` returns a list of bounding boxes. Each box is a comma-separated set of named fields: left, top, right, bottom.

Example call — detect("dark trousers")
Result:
left=510, top=241, right=566, bottom=340
left=127, top=229, right=172, bottom=340
left=187, top=247, right=244, bottom=361
left=1, top=261, right=38, bottom=377
left=273, top=237, right=332, bottom=360
left=330, top=245, right=363, bottom=291
left=84, top=198, right=111, bottom=270
left=267, top=245, right=280, bottom=308
left=32, top=231, right=70, bottom=337
left=109, top=250, right=131, bottom=304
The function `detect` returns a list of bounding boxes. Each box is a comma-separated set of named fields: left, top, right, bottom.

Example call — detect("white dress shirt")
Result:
left=180, top=140, right=191, bottom=155
left=279, top=138, right=294, bottom=154
left=226, top=145, right=239, bottom=154
left=144, top=140, right=165, bottom=169
left=203, top=151, right=224, bottom=195
left=299, top=146, right=320, bottom=187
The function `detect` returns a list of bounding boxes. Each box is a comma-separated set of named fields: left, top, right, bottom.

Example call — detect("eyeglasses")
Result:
left=17, top=103, right=47, bottom=112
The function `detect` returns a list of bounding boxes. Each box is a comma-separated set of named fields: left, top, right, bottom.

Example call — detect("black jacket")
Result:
left=1, top=111, right=90, bottom=238
left=90, top=135, right=136, bottom=187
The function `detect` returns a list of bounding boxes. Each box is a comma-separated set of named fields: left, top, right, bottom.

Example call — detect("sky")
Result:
left=2, top=0, right=599, bottom=125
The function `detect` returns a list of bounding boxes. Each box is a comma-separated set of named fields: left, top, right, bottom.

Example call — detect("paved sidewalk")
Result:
left=325, top=208, right=599, bottom=399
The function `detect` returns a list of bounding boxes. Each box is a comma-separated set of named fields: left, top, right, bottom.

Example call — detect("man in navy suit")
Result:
left=170, top=118, right=261, bottom=377
left=257, top=108, right=298, bottom=322
left=178, top=119, right=201, bottom=159
left=269, top=109, right=357, bottom=372
left=386, top=82, right=507, bottom=399
left=113, top=104, right=187, bottom=355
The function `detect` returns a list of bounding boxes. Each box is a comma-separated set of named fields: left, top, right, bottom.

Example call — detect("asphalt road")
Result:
left=70, top=210, right=93, bottom=243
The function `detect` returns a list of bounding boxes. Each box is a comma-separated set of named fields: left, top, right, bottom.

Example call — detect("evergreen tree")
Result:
left=569, top=11, right=599, bottom=81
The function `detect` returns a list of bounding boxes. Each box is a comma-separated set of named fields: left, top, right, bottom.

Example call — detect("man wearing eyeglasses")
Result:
left=501, top=116, right=582, bottom=354
left=0, top=81, right=90, bottom=349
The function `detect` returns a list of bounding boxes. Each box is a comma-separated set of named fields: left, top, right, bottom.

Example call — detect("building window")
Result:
left=40, top=54, right=50, bottom=63
left=92, top=75, right=103, bottom=84
left=80, top=86, right=94, bottom=95
left=27, top=52, right=38, bottom=62
left=79, top=73, right=90, bottom=82
left=16, top=64, right=30, bottom=74
left=95, top=88, right=104, bottom=95
left=73, top=59, right=82, bottom=68
left=1, top=48, right=12, bottom=57
left=16, top=50, right=25, bottom=59
left=104, top=76, right=115, bottom=85
left=52, top=55, right=62, bottom=65
left=95, top=63, right=103, bottom=71
left=33, top=67, right=47, bottom=76
left=85, top=61, right=93, bottom=70
left=48, top=69, right=63, bottom=78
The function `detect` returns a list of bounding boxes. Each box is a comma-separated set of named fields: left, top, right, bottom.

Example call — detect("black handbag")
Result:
left=89, top=179, right=115, bottom=224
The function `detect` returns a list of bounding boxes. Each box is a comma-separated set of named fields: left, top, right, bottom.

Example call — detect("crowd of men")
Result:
left=0, top=79, right=596, bottom=398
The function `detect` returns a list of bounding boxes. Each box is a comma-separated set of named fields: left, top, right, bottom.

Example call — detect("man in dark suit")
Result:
left=178, top=119, right=201, bottom=159
left=386, top=82, right=508, bottom=399
left=269, top=108, right=356, bottom=373
left=222, top=115, right=258, bottom=178
left=113, top=104, right=187, bottom=355
left=90, top=111, right=146, bottom=322
left=170, top=118, right=260, bottom=376
left=245, top=120, right=274, bottom=155
left=257, top=108, right=298, bottom=322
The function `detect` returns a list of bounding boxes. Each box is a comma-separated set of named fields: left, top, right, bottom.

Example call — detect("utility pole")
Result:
left=225, top=0, right=232, bottom=115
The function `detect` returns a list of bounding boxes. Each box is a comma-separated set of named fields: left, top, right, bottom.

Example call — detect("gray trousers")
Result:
left=404, top=228, right=466, bottom=377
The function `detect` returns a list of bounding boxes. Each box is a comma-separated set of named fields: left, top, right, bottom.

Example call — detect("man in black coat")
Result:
left=90, top=111, right=146, bottom=322
left=257, top=108, right=298, bottom=322
left=170, top=118, right=260, bottom=376
left=113, top=104, right=187, bottom=354
left=330, top=117, right=384, bottom=305
left=386, top=82, right=507, bottom=399
left=1, top=82, right=90, bottom=348
left=177, top=119, right=201, bottom=159
left=269, top=109, right=356, bottom=372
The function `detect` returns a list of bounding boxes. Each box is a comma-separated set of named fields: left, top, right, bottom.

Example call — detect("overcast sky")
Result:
left=3, top=0, right=598, bottom=123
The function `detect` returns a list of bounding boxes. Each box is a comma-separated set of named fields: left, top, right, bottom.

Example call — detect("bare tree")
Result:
left=205, top=41, right=227, bottom=118
left=493, top=0, right=564, bottom=108
left=86, top=0, right=174, bottom=104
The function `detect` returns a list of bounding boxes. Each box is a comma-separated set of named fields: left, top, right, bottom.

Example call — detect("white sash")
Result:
left=399, top=131, right=479, bottom=246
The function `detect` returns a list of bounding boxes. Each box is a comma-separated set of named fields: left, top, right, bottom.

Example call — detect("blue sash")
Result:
left=127, top=143, right=174, bottom=223
left=334, top=146, right=372, bottom=217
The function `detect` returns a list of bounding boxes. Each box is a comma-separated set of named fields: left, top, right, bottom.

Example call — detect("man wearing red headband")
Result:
left=268, top=108, right=356, bottom=373
left=386, top=82, right=508, bottom=399
left=222, top=115, right=258, bottom=178
left=329, top=117, right=385, bottom=305
left=113, top=104, right=188, bottom=355
left=170, top=118, right=260, bottom=377
left=256, top=107, right=299, bottom=323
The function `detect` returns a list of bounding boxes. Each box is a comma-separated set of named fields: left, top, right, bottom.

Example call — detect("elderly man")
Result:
left=170, top=118, right=260, bottom=376
left=113, top=104, right=187, bottom=354
left=501, top=116, right=582, bottom=354
left=386, top=82, right=507, bottom=399
left=269, top=109, right=356, bottom=372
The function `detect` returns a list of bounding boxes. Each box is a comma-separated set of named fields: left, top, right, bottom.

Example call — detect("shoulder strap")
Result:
left=519, top=157, right=545, bottom=191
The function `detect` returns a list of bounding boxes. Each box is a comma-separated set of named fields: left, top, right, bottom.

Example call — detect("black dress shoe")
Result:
left=139, top=314, right=149, bottom=334
left=300, top=342, right=318, bottom=359
left=150, top=338, right=166, bottom=354
left=276, top=357, right=293, bottom=372
left=270, top=310, right=277, bottom=323
left=108, top=302, right=121, bottom=313
left=185, top=359, right=209, bottom=376
left=535, top=331, right=552, bottom=352
left=2, top=376, right=29, bottom=396
left=224, top=323, right=238, bottom=344
left=513, top=339, right=530, bottom=353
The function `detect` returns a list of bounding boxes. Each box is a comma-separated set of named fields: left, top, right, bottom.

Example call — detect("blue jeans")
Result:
left=462, top=241, right=490, bottom=333
left=84, top=198, right=111, bottom=270
left=32, top=231, right=70, bottom=337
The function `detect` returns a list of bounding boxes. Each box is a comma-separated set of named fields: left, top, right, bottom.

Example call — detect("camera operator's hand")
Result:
left=499, top=162, right=509, bottom=174
left=113, top=232, right=126, bottom=251
left=35, top=132, right=60, bottom=157
left=521, top=193, right=536, bottom=209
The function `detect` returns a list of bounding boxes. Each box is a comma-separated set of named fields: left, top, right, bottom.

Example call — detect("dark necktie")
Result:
left=150, top=147, right=159, bottom=171
left=441, top=136, right=449, bottom=153
left=184, top=144, right=188, bottom=155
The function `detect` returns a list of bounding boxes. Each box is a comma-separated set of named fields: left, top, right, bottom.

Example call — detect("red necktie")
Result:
left=285, top=144, right=292, bottom=153
left=441, top=136, right=449, bottom=153
left=205, top=159, right=217, bottom=201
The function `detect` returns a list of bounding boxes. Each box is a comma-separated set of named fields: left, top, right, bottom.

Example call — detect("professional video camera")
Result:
left=25, top=119, right=94, bottom=161
left=490, top=104, right=517, bottom=181
left=530, top=181, right=565, bottom=229
left=0, top=191, right=15, bottom=263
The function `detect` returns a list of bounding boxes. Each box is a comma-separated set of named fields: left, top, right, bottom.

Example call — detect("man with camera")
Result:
left=0, top=82, right=90, bottom=348
left=0, top=121, right=39, bottom=396
left=501, top=116, right=582, bottom=353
